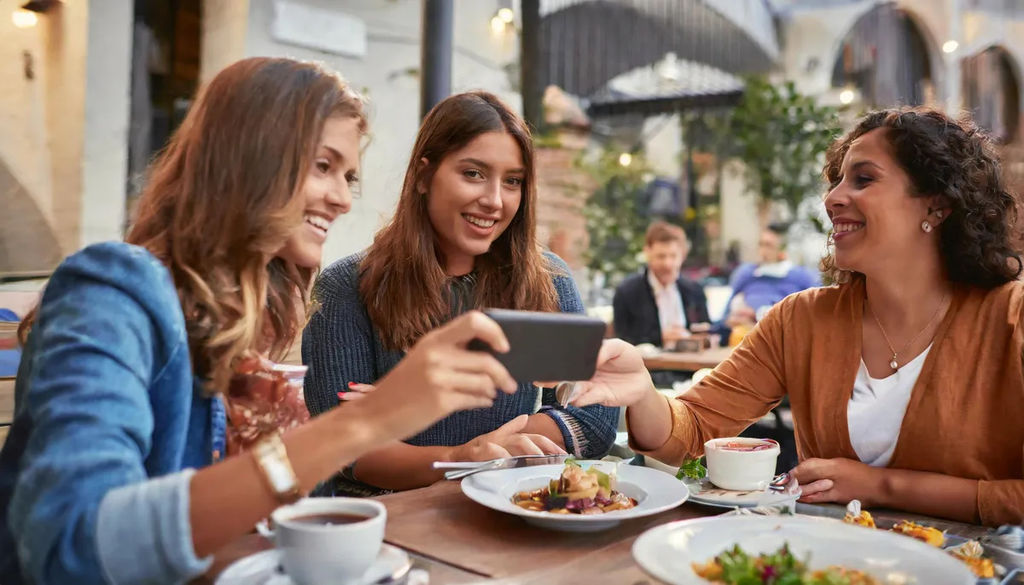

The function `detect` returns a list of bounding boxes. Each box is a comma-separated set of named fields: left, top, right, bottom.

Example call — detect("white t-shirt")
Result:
left=647, top=271, right=687, bottom=334
left=847, top=345, right=931, bottom=467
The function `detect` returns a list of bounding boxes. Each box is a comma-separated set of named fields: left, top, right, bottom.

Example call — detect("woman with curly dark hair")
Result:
left=564, top=107, right=1024, bottom=525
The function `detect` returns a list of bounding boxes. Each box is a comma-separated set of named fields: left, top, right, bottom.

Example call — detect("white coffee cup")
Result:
left=704, top=437, right=780, bottom=491
left=264, top=497, right=386, bottom=585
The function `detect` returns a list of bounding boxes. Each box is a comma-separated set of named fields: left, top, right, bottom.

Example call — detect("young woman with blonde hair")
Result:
left=0, top=58, right=519, bottom=585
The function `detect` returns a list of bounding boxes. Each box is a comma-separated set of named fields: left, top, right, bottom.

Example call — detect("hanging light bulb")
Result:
left=618, top=152, right=633, bottom=167
left=497, top=8, right=514, bottom=23
left=942, top=40, right=959, bottom=54
left=12, top=9, right=38, bottom=28
left=839, top=88, right=855, bottom=105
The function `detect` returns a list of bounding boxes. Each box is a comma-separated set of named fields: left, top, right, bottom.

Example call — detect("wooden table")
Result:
left=208, top=479, right=991, bottom=584
left=642, top=346, right=733, bottom=372
left=372, top=480, right=990, bottom=584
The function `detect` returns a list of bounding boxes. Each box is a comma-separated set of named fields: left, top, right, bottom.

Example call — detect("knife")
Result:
left=433, top=454, right=570, bottom=480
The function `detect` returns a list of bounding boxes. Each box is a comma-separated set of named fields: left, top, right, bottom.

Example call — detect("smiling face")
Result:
left=823, top=128, right=937, bottom=277
left=425, top=131, right=525, bottom=275
left=275, top=115, right=362, bottom=268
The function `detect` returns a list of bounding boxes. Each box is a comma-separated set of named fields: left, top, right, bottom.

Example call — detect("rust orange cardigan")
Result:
left=635, top=278, right=1024, bottom=526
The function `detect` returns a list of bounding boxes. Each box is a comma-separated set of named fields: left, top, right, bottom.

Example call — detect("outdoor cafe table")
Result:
left=206, top=478, right=991, bottom=584
left=641, top=346, right=734, bottom=372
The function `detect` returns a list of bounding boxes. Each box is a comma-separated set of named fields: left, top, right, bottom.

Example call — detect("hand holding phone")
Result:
left=467, top=309, right=606, bottom=383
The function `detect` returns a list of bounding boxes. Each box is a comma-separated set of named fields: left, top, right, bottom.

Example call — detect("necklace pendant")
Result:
left=889, top=355, right=899, bottom=370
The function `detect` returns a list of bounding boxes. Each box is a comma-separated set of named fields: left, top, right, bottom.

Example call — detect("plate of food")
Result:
left=843, top=505, right=1014, bottom=582
left=460, top=459, right=689, bottom=532
left=632, top=515, right=976, bottom=584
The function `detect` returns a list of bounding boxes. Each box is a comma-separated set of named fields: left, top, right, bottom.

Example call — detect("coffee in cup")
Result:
left=268, top=497, right=386, bottom=585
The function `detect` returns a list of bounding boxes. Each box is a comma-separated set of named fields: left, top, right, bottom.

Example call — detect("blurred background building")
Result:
left=2, top=0, right=1023, bottom=308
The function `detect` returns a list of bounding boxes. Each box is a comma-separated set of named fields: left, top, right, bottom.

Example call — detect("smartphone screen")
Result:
left=468, top=309, right=606, bottom=382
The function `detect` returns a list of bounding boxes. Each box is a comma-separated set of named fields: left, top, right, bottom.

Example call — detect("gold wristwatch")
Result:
left=252, top=433, right=302, bottom=503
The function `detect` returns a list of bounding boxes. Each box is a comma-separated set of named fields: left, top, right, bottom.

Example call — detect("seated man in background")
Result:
left=613, top=221, right=709, bottom=350
left=725, top=223, right=821, bottom=328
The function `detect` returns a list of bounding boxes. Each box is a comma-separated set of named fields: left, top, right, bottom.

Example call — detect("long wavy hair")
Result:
left=22, top=58, right=367, bottom=393
left=821, top=107, right=1022, bottom=287
left=357, top=91, right=558, bottom=350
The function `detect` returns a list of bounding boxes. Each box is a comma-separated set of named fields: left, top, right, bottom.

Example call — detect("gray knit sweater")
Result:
left=302, top=251, right=619, bottom=482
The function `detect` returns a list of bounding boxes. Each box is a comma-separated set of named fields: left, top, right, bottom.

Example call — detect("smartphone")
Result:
left=467, top=309, right=606, bottom=383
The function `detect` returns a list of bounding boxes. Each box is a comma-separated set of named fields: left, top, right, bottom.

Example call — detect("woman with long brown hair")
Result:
left=0, top=58, right=520, bottom=585
left=303, top=91, right=619, bottom=493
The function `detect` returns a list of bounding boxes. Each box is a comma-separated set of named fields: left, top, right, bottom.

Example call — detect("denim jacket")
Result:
left=0, top=242, right=225, bottom=584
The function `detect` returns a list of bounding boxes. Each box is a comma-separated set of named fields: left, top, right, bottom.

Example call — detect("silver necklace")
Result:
left=866, top=293, right=949, bottom=371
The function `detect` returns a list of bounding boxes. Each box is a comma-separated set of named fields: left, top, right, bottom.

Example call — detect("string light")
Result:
left=12, top=9, right=38, bottom=28
left=497, top=8, right=514, bottom=23
left=942, top=40, right=959, bottom=54
left=618, top=152, right=633, bottom=167
left=490, top=15, right=505, bottom=34
left=839, top=89, right=855, bottom=105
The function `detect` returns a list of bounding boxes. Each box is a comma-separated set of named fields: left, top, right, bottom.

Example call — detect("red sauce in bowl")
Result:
left=715, top=441, right=776, bottom=452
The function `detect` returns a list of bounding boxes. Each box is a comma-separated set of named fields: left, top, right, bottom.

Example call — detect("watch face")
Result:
left=266, top=458, right=297, bottom=493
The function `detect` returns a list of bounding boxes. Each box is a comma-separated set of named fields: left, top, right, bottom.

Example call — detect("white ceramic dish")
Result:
left=632, top=515, right=976, bottom=585
left=460, top=460, right=689, bottom=532
left=215, top=544, right=410, bottom=585
left=704, top=437, right=780, bottom=491
left=681, top=476, right=801, bottom=509
left=642, top=455, right=800, bottom=509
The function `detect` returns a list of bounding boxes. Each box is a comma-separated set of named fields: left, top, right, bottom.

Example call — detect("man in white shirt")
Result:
left=613, top=221, right=709, bottom=349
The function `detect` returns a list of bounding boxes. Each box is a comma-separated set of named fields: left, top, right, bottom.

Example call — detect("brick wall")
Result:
left=535, top=144, right=595, bottom=272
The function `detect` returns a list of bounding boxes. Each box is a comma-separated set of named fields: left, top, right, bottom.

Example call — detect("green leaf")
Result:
left=675, top=458, right=707, bottom=480
left=588, top=468, right=612, bottom=491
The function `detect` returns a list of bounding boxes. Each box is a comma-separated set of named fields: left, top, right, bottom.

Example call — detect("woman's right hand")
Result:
left=362, top=311, right=518, bottom=440
left=449, top=415, right=566, bottom=461
left=568, top=338, right=656, bottom=408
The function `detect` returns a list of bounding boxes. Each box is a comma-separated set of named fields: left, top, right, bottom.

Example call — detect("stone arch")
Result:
left=962, top=45, right=1021, bottom=144
left=539, top=0, right=775, bottom=98
left=0, top=157, right=62, bottom=273
left=829, top=2, right=937, bottom=107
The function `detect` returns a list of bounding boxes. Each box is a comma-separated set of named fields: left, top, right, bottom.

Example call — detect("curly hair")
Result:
left=820, top=107, right=1022, bottom=288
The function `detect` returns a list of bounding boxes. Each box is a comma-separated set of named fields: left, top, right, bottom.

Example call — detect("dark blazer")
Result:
left=612, top=267, right=710, bottom=346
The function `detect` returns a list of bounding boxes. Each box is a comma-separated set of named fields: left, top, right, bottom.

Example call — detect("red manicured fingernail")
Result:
left=348, top=382, right=356, bottom=388
left=337, top=391, right=346, bottom=399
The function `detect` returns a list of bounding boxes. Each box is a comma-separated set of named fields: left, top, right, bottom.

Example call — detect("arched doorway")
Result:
left=831, top=2, right=935, bottom=107
left=962, top=46, right=1021, bottom=144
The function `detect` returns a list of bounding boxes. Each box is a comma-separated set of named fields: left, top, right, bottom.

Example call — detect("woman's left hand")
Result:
left=790, top=457, right=886, bottom=507
left=338, top=383, right=375, bottom=401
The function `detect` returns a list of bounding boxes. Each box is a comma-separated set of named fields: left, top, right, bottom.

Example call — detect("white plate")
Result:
left=681, top=476, right=801, bottom=508
left=632, top=515, right=976, bottom=585
left=215, top=543, right=410, bottom=585
left=460, top=460, right=689, bottom=532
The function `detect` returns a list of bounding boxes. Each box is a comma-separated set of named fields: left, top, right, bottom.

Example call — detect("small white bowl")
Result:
left=704, top=437, right=779, bottom=491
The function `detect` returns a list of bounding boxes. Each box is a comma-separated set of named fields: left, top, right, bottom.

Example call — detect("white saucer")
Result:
left=215, top=543, right=410, bottom=585
left=681, top=477, right=801, bottom=509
